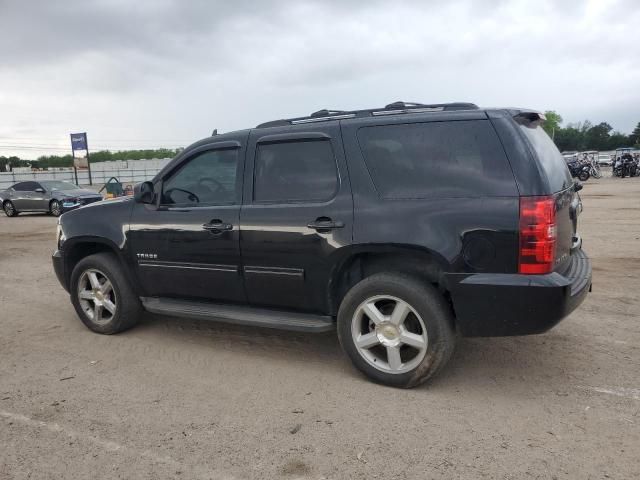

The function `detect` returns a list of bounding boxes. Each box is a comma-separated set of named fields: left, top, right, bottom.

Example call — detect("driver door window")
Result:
left=162, top=149, right=239, bottom=206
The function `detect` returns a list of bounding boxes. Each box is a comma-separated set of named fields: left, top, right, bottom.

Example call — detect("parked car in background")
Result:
left=1, top=180, right=103, bottom=217
left=598, top=153, right=613, bottom=166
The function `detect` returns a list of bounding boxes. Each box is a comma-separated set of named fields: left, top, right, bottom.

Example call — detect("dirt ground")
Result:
left=1, top=176, right=639, bottom=480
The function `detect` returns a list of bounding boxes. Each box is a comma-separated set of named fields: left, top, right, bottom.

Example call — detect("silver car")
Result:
left=0, top=180, right=103, bottom=217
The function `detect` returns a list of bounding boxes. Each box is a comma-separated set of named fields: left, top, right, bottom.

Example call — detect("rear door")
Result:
left=10, top=182, right=37, bottom=210
left=240, top=124, right=353, bottom=313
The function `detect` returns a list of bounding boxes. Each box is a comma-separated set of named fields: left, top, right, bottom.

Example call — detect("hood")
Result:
left=56, top=188, right=102, bottom=197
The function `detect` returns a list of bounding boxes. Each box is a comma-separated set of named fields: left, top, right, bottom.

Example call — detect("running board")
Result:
left=140, top=297, right=335, bottom=333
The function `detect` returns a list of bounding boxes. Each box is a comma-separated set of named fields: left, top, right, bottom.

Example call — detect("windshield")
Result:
left=40, top=181, right=80, bottom=191
left=519, top=124, right=573, bottom=192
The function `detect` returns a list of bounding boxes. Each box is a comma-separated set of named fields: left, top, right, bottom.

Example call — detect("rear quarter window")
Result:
left=517, top=123, right=572, bottom=193
left=357, top=120, right=517, bottom=199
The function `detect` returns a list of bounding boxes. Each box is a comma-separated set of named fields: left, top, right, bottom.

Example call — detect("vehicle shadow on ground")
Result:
left=134, top=313, right=575, bottom=392
left=3, top=212, right=53, bottom=217
left=429, top=335, right=576, bottom=392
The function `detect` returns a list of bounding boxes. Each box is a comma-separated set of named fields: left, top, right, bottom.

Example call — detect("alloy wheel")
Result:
left=51, top=201, right=61, bottom=216
left=351, top=295, right=428, bottom=374
left=4, top=202, right=14, bottom=216
left=77, top=268, right=117, bottom=325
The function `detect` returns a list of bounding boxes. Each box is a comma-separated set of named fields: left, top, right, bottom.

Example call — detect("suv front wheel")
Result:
left=337, top=273, right=456, bottom=388
left=70, top=253, right=142, bottom=334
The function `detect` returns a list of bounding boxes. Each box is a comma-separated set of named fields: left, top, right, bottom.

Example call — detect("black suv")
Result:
left=52, top=102, right=592, bottom=388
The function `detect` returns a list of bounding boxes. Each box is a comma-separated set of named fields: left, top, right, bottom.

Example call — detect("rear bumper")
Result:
left=447, top=249, right=592, bottom=337
left=52, top=249, right=69, bottom=292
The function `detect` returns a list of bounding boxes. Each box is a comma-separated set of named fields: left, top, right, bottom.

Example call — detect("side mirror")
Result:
left=134, top=181, right=155, bottom=204
left=35, top=188, right=45, bottom=193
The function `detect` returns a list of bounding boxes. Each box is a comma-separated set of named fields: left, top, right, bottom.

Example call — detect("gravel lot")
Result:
left=1, top=176, right=639, bottom=480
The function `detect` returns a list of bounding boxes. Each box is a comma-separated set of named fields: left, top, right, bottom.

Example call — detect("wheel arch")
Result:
left=327, top=245, right=452, bottom=316
left=2, top=199, right=17, bottom=215
left=49, top=198, right=61, bottom=213
left=63, top=237, right=141, bottom=295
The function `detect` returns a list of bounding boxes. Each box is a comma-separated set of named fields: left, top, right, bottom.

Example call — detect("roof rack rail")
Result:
left=310, top=109, right=346, bottom=118
left=256, top=102, right=479, bottom=128
left=385, top=101, right=427, bottom=109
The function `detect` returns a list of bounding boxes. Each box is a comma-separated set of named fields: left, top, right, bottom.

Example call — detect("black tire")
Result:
left=49, top=199, right=62, bottom=217
left=3, top=201, right=18, bottom=217
left=70, top=252, right=142, bottom=334
left=578, top=171, right=590, bottom=181
left=337, top=273, right=456, bottom=388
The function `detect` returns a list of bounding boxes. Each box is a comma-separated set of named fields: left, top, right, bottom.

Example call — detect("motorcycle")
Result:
left=567, top=160, right=590, bottom=181
left=613, top=154, right=635, bottom=178
left=587, top=157, right=602, bottom=179
left=613, top=157, right=624, bottom=177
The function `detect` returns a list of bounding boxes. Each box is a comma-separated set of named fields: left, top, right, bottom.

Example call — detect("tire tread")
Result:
left=70, top=252, right=141, bottom=334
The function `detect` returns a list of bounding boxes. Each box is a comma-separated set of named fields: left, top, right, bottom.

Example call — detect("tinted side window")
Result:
left=254, top=140, right=338, bottom=203
left=517, top=124, right=572, bottom=193
left=14, top=182, right=38, bottom=191
left=162, top=149, right=239, bottom=206
left=357, top=120, right=517, bottom=199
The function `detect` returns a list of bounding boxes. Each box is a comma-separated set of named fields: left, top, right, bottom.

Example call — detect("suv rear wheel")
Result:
left=70, top=253, right=142, bottom=334
left=337, top=273, right=456, bottom=388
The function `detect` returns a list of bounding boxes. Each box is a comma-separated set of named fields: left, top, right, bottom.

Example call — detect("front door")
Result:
left=128, top=137, right=247, bottom=303
left=240, top=124, right=353, bottom=313
left=28, top=182, right=48, bottom=210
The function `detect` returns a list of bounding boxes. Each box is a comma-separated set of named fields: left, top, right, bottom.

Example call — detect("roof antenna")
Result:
left=211, top=129, right=218, bottom=136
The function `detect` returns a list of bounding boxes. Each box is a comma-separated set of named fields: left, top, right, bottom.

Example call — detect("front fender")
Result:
left=58, top=198, right=139, bottom=293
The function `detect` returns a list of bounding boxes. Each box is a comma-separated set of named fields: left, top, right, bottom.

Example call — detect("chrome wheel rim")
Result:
left=51, top=201, right=61, bottom=216
left=77, top=269, right=116, bottom=325
left=351, top=295, right=428, bottom=374
left=4, top=203, right=14, bottom=215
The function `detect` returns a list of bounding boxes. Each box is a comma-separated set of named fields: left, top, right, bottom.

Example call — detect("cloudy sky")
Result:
left=1, top=0, right=639, bottom=158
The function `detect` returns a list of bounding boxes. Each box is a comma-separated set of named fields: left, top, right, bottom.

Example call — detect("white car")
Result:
left=598, top=154, right=613, bottom=166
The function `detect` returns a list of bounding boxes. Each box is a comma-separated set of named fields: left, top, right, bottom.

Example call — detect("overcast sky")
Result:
left=1, top=0, right=639, bottom=158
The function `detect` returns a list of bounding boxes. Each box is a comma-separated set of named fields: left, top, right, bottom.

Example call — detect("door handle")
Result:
left=307, top=218, right=345, bottom=232
left=202, top=221, right=233, bottom=233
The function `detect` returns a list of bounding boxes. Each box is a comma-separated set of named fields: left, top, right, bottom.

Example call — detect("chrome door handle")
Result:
left=307, top=219, right=345, bottom=231
left=202, top=221, right=233, bottom=232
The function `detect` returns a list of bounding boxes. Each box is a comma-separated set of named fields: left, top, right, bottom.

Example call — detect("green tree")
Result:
left=542, top=111, right=563, bottom=139
left=554, top=126, right=583, bottom=152
left=584, top=122, right=612, bottom=151
left=629, top=122, right=640, bottom=147
left=607, top=132, right=630, bottom=150
left=89, top=150, right=114, bottom=163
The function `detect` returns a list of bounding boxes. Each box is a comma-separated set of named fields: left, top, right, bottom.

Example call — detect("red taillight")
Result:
left=519, top=196, right=557, bottom=274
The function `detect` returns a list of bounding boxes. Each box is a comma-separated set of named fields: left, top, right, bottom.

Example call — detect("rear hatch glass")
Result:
left=518, top=122, right=578, bottom=272
left=518, top=124, right=573, bottom=193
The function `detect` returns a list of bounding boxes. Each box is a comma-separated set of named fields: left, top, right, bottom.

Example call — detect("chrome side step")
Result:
left=140, top=297, right=335, bottom=333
